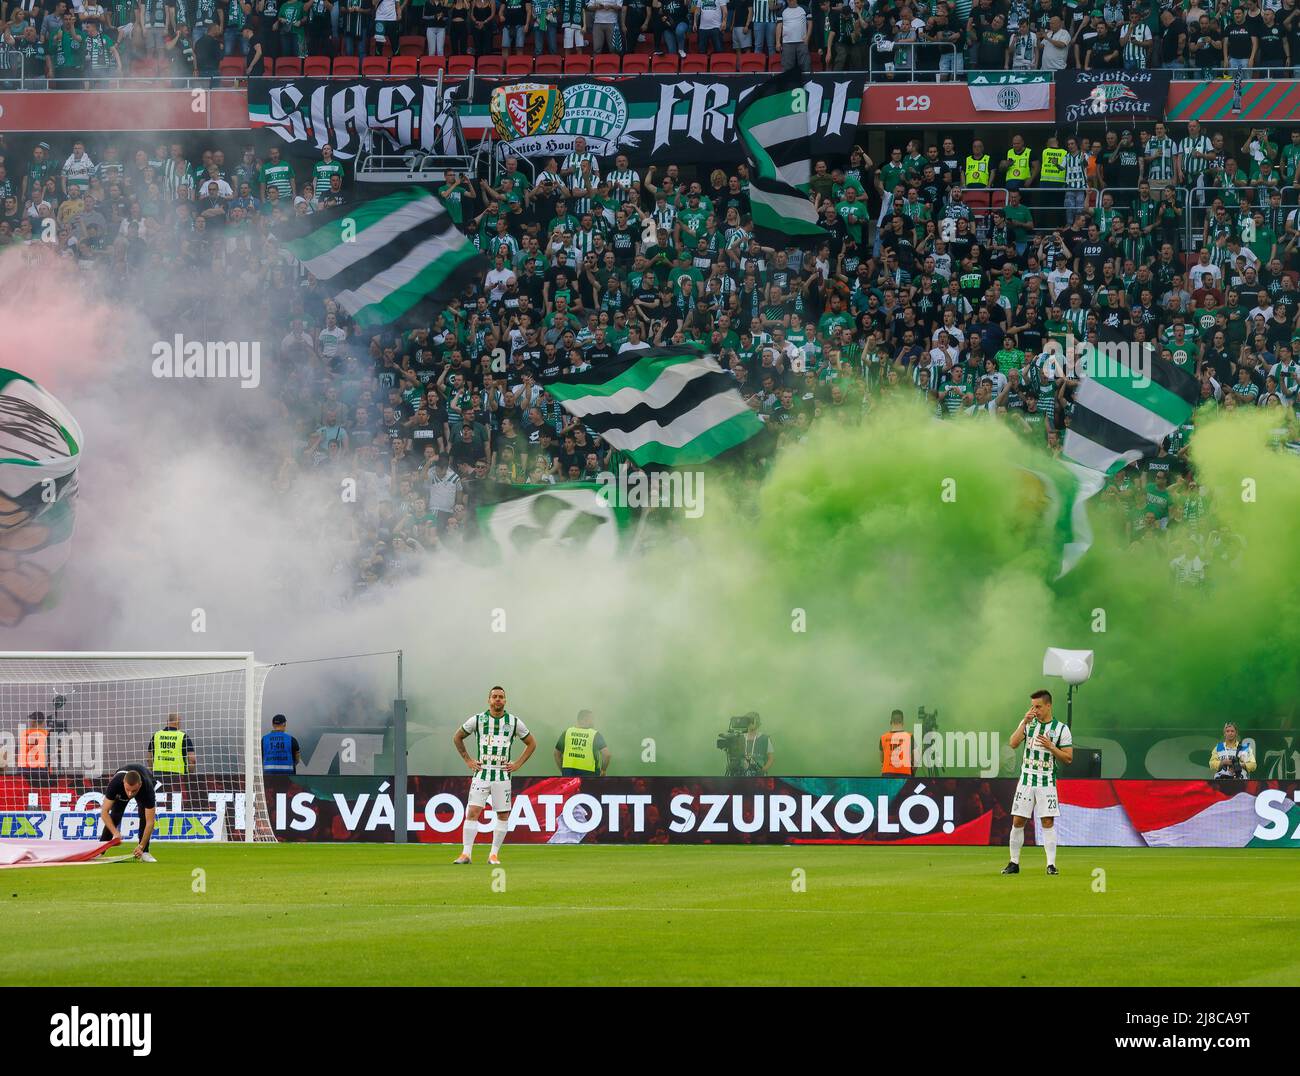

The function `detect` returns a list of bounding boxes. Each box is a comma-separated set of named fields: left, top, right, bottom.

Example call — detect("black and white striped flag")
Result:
left=274, top=187, right=486, bottom=328
left=1063, top=346, right=1200, bottom=476
left=542, top=345, right=763, bottom=466
left=735, top=76, right=828, bottom=249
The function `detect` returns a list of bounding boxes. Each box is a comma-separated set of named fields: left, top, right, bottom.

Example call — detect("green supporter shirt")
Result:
left=259, top=161, right=294, bottom=199
left=1003, top=203, right=1034, bottom=241
left=818, top=311, right=855, bottom=338
left=995, top=347, right=1025, bottom=374
left=836, top=200, right=868, bottom=243
left=312, top=160, right=345, bottom=197
left=439, top=183, right=465, bottom=224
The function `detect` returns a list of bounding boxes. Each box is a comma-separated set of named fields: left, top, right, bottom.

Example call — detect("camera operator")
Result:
left=1209, top=721, right=1256, bottom=780
left=741, top=713, right=774, bottom=776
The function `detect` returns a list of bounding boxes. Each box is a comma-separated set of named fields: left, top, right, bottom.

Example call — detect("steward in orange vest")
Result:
left=880, top=711, right=914, bottom=776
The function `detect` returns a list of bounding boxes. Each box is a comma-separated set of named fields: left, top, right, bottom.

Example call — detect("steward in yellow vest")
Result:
left=1039, top=138, right=1067, bottom=186
left=148, top=713, right=196, bottom=774
left=554, top=710, right=610, bottom=777
left=964, top=139, right=991, bottom=188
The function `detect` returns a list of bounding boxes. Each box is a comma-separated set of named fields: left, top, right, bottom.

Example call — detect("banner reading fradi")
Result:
left=248, top=75, right=864, bottom=166
left=966, top=71, right=1051, bottom=113
left=1055, top=69, right=1171, bottom=126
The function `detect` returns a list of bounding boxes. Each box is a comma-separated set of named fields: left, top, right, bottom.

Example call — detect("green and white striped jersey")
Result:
left=1019, top=718, right=1072, bottom=787
left=1146, top=135, right=1176, bottom=182
left=462, top=710, right=530, bottom=781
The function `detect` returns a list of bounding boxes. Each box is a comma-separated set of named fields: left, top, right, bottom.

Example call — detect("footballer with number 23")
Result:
left=1003, top=689, right=1072, bottom=876
left=451, top=686, right=536, bottom=866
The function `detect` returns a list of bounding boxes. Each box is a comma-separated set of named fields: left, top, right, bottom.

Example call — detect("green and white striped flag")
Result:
left=1023, top=458, right=1104, bottom=581
left=542, top=346, right=764, bottom=466
left=1063, top=346, right=1200, bottom=476
left=1027, top=344, right=1200, bottom=578
left=274, top=187, right=485, bottom=328
left=734, top=76, right=827, bottom=249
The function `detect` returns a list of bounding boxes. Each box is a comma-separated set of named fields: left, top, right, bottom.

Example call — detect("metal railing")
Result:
left=866, top=42, right=959, bottom=81
left=1182, top=183, right=1300, bottom=260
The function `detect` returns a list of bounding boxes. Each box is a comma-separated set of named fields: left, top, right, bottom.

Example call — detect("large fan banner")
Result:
left=248, top=74, right=863, bottom=165
left=1055, top=69, right=1171, bottom=126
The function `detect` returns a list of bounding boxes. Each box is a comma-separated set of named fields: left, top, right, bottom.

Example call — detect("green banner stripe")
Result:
left=621, top=409, right=764, bottom=466
left=349, top=244, right=482, bottom=327
left=282, top=188, right=432, bottom=262
left=547, top=352, right=707, bottom=401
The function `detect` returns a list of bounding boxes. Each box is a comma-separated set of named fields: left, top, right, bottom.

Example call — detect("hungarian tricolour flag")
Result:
left=734, top=76, right=827, bottom=249
left=274, top=187, right=485, bottom=328
left=543, top=346, right=763, bottom=466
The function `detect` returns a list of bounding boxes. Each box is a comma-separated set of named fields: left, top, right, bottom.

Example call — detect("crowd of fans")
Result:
left=14, top=0, right=1300, bottom=81
left=0, top=0, right=831, bottom=78
left=5, top=110, right=1298, bottom=592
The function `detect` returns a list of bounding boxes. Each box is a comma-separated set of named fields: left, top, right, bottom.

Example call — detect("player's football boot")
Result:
left=1046, top=865, right=1059, bottom=875
left=452, top=854, right=472, bottom=865
left=1000, top=862, right=1020, bottom=874
left=487, top=853, right=501, bottom=865
left=139, top=852, right=157, bottom=863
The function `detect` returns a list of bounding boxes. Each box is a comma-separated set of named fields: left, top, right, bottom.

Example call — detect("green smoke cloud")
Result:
left=402, top=398, right=1300, bottom=778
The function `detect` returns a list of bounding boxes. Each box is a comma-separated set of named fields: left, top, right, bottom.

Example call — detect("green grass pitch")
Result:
left=1, top=844, right=1295, bottom=986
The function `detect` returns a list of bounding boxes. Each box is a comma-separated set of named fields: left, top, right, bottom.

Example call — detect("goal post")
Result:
left=0, top=652, right=276, bottom=844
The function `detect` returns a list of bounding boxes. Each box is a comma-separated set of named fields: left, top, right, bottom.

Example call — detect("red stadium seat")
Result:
left=274, top=57, right=304, bottom=76
left=218, top=56, right=244, bottom=76
left=361, top=57, right=390, bottom=76
left=766, top=52, right=782, bottom=70
left=563, top=55, right=592, bottom=73
left=505, top=55, right=534, bottom=75
left=332, top=56, right=361, bottom=75
left=680, top=53, right=707, bottom=72
left=593, top=53, right=621, bottom=73
left=303, top=55, right=332, bottom=76
left=621, top=53, right=650, bottom=73
left=709, top=53, right=738, bottom=72
left=398, top=35, right=426, bottom=56
left=477, top=55, right=505, bottom=75
left=390, top=56, right=418, bottom=75
left=534, top=54, right=562, bottom=74
left=650, top=54, right=679, bottom=72
left=738, top=52, right=765, bottom=71
left=447, top=55, right=475, bottom=76
left=418, top=55, right=448, bottom=75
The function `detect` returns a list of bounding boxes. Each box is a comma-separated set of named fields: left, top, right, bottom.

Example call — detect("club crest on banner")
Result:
left=488, top=81, right=629, bottom=159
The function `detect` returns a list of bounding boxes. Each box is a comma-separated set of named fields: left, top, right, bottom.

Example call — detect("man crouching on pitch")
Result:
left=99, top=765, right=159, bottom=862
left=1003, top=690, right=1072, bottom=876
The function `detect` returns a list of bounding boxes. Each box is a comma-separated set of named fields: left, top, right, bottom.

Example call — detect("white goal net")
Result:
left=0, top=653, right=276, bottom=843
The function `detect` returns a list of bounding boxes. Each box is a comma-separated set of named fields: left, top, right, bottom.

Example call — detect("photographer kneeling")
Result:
left=1209, top=722, right=1256, bottom=780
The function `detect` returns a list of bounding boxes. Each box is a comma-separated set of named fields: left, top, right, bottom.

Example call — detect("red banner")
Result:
left=0, top=89, right=249, bottom=133
left=861, top=83, right=1055, bottom=126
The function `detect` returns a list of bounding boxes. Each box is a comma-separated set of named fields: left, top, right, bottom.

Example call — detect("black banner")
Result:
left=248, top=74, right=864, bottom=166
left=1055, top=69, right=1172, bottom=126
